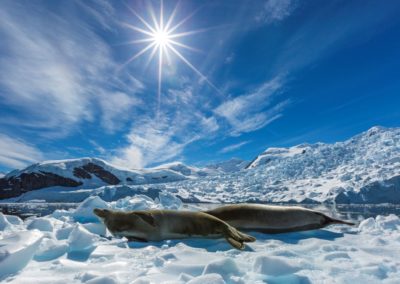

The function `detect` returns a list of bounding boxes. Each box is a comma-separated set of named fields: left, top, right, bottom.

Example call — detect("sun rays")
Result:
left=121, top=0, right=220, bottom=115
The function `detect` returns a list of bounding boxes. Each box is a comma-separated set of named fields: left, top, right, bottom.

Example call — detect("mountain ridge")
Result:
left=1, top=126, right=399, bottom=203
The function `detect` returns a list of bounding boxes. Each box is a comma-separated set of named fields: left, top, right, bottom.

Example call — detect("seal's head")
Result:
left=93, top=208, right=110, bottom=221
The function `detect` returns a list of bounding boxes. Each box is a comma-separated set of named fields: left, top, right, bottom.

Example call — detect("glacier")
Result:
left=1, top=126, right=399, bottom=204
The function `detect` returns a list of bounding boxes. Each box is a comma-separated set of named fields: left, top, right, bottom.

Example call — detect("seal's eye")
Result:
left=93, top=208, right=109, bottom=218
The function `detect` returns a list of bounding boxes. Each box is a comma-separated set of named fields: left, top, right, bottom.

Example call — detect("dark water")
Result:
left=0, top=202, right=78, bottom=219
left=1, top=202, right=399, bottom=221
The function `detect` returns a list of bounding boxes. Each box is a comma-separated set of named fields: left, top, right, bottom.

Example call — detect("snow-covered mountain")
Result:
left=205, top=158, right=249, bottom=173
left=1, top=126, right=399, bottom=203
left=0, top=158, right=202, bottom=199
left=167, top=126, right=400, bottom=204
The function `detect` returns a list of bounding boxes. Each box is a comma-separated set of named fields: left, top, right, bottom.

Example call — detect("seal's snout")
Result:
left=93, top=208, right=109, bottom=218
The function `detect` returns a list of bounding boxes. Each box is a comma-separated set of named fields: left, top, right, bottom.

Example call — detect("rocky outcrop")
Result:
left=81, top=163, right=120, bottom=185
left=0, top=172, right=83, bottom=199
left=0, top=163, right=121, bottom=199
left=73, top=167, right=91, bottom=179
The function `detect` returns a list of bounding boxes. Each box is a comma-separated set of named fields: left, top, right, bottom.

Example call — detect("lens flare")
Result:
left=121, top=0, right=220, bottom=115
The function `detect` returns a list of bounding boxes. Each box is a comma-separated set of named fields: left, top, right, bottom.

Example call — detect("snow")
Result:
left=0, top=213, right=12, bottom=230
left=4, top=215, right=22, bottom=225
left=3, top=126, right=399, bottom=204
left=0, top=230, right=43, bottom=280
left=205, top=158, right=249, bottom=173
left=0, top=195, right=400, bottom=283
left=27, top=218, right=54, bottom=232
left=73, top=196, right=109, bottom=223
left=162, top=126, right=400, bottom=204
left=2, top=158, right=198, bottom=200
left=67, top=224, right=98, bottom=253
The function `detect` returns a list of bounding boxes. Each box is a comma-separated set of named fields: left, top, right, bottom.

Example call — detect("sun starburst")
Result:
left=121, top=0, right=220, bottom=115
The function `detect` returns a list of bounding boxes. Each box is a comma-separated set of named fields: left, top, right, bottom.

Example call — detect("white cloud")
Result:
left=0, top=1, right=142, bottom=137
left=98, top=91, right=142, bottom=133
left=256, top=0, right=297, bottom=24
left=111, top=85, right=220, bottom=168
left=0, top=134, right=45, bottom=170
left=111, top=116, right=191, bottom=169
left=214, top=76, right=289, bottom=136
left=219, top=141, right=250, bottom=154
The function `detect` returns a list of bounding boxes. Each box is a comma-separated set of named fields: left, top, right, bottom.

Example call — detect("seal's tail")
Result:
left=225, top=226, right=256, bottom=250
left=326, top=216, right=355, bottom=226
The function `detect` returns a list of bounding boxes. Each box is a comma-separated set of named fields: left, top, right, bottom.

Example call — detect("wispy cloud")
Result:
left=0, top=134, right=45, bottom=170
left=219, top=141, right=250, bottom=154
left=0, top=1, right=141, bottom=137
left=256, top=0, right=297, bottom=24
left=111, top=85, right=219, bottom=168
left=98, top=91, right=142, bottom=133
left=111, top=115, right=195, bottom=169
left=214, top=76, right=290, bottom=136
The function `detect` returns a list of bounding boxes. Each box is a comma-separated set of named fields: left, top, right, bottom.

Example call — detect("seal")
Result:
left=204, top=204, right=355, bottom=234
left=93, top=208, right=256, bottom=250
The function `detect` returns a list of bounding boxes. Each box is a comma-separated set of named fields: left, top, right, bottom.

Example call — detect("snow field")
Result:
left=0, top=194, right=399, bottom=283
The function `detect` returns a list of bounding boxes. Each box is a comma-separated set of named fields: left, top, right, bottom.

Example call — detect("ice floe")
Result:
left=0, top=195, right=399, bottom=283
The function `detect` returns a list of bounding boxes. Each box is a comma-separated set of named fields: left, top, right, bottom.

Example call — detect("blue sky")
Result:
left=0, top=0, right=400, bottom=172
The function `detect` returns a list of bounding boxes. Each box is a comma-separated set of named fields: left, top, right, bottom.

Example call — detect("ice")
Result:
left=202, top=258, right=242, bottom=281
left=67, top=224, right=98, bottom=252
left=253, top=256, right=301, bottom=276
left=187, top=273, right=226, bottom=284
left=4, top=215, right=23, bottom=226
left=158, top=191, right=182, bottom=210
left=34, top=237, right=68, bottom=261
left=0, top=230, right=43, bottom=279
left=56, top=224, right=74, bottom=240
left=0, top=213, right=12, bottom=231
left=2, top=127, right=400, bottom=205
left=1, top=196, right=400, bottom=283
left=82, top=222, right=107, bottom=236
left=111, top=194, right=158, bottom=211
left=26, top=217, right=53, bottom=232
left=85, top=276, right=118, bottom=284
left=73, top=196, right=109, bottom=223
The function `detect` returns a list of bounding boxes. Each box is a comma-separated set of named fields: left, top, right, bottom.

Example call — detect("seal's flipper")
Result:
left=236, top=230, right=256, bottom=242
left=134, top=212, right=156, bottom=227
left=225, top=226, right=256, bottom=247
left=226, top=237, right=245, bottom=250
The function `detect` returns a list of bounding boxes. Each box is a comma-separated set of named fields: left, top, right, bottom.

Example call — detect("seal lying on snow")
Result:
left=93, top=208, right=256, bottom=250
left=204, top=204, right=355, bottom=234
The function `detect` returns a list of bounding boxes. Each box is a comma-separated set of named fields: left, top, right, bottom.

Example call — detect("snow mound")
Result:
left=111, top=195, right=158, bottom=211
left=73, top=196, right=109, bottom=223
left=0, top=230, right=43, bottom=279
left=202, top=258, right=241, bottom=282
left=1, top=196, right=400, bottom=283
left=34, top=238, right=68, bottom=261
left=158, top=191, right=182, bottom=209
left=253, top=256, right=301, bottom=276
left=4, top=215, right=23, bottom=226
left=68, top=224, right=98, bottom=252
left=187, top=273, right=226, bottom=284
left=0, top=213, right=12, bottom=231
left=26, top=218, right=53, bottom=232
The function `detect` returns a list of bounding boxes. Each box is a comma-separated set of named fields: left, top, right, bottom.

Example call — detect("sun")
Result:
left=153, top=30, right=170, bottom=47
left=121, top=0, right=220, bottom=115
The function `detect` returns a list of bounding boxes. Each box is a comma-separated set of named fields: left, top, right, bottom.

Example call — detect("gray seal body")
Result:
left=205, top=204, right=355, bottom=233
left=93, top=208, right=256, bottom=250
